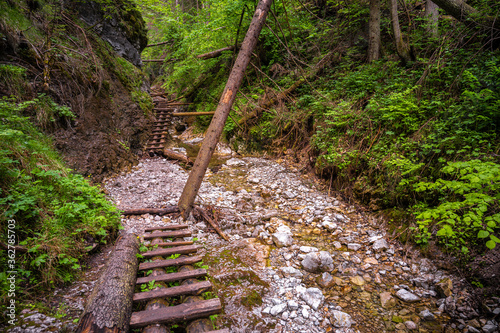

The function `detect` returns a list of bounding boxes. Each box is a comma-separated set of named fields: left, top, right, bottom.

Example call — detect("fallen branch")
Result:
left=162, top=148, right=193, bottom=165
left=196, top=45, right=239, bottom=60
left=0, top=242, right=28, bottom=253
left=145, top=40, right=174, bottom=48
left=171, top=112, right=215, bottom=117
left=193, top=206, right=229, bottom=241
left=122, top=206, right=180, bottom=216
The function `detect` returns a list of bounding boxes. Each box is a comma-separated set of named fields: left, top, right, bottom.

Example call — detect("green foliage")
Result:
left=414, top=160, right=500, bottom=253
left=0, top=97, right=120, bottom=305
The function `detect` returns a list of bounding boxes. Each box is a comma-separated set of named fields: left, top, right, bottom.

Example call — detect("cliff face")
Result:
left=0, top=0, right=152, bottom=180
left=69, top=0, right=148, bottom=67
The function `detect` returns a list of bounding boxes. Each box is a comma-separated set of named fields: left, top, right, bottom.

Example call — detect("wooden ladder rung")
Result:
left=139, top=255, right=203, bottom=271
left=142, top=245, right=199, bottom=258
left=146, top=241, right=193, bottom=248
left=130, top=298, right=222, bottom=328
left=142, top=230, right=191, bottom=240
left=133, top=280, right=212, bottom=302
left=136, top=268, right=207, bottom=285
left=145, top=224, right=189, bottom=232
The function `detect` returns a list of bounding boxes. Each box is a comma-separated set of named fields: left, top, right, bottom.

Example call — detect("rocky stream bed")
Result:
left=5, top=131, right=500, bottom=333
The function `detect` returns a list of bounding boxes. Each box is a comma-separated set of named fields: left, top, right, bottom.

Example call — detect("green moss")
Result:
left=241, top=290, right=263, bottom=308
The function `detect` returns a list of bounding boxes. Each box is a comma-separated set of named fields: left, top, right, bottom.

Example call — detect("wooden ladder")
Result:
left=130, top=224, right=228, bottom=333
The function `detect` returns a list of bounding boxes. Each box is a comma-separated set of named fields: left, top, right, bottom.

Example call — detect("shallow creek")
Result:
left=5, top=132, right=499, bottom=333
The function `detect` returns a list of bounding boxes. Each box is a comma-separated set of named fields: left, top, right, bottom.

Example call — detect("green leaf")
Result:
left=490, top=235, right=500, bottom=243
left=478, top=230, right=490, bottom=239
left=486, top=240, right=496, bottom=250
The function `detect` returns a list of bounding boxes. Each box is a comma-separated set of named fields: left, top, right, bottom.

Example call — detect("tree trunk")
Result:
left=389, top=0, right=411, bottom=62
left=430, top=0, right=500, bottom=40
left=177, top=0, right=274, bottom=217
left=425, top=0, right=439, bottom=38
left=196, top=45, right=239, bottom=60
left=76, top=233, right=139, bottom=333
left=368, top=0, right=381, bottom=62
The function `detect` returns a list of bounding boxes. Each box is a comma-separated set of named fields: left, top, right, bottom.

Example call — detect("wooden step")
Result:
left=133, top=280, right=212, bottom=302
left=130, top=298, right=222, bottom=328
left=145, top=224, right=189, bottom=232
left=142, top=230, right=191, bottom=240
left=136, top=268, right=207, bottom=285
left=146, top=241, right=193, bottom=248
left=206, top=330, right=230, bottom=333
left=142, top=245, right=199, bottom=258
left=139, top=255, right=203, bottom=271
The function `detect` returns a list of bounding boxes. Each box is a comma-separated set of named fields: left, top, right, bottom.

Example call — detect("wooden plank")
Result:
left=145, top=241, right=193, bottom=248
left=142, top=230, right=191, bottom=240
left=130, top=298, right=222, bottom=328
left=171, top=112, right=215, bottom=117
left=142, top=245, right=199, bottom=258
left=206, top=330, right=230, bottom=333
left=139, top=255, right=203, bottom=271
left=133, top=280, right=212, bottom=302
left=144, top=224, right=189, bottom=232
left=136, top=268, right=207, bottom=285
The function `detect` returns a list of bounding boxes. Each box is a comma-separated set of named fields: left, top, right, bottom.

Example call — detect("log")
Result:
left=139, top=255, right=203, bottom=271
left=178, top=0, right=274, bottom=217
left=142, top=245, right=199, bottom=258
left=129, top=298, right=222, bottom=328
left=145, top=241, right=193, bottom=248
left=76, top=233, right=139, bottom=333
left=144, top=225, right=189, bottom=232
left=142, top=230, right=191, bottom=240
left=196, top=45, right=239, bottom=60
left=162, top=149, right=193, bottom=165
left=193, top=206, right=229, bottom=241
left=145, top=40, right=174, bottom=48
left=121, top=206, right=180, bottom=216
left=171, top=112, right=215, bottom=116
left=136, top=268, right=207, bottom=285
left=133, top=280, right=212, bottom=302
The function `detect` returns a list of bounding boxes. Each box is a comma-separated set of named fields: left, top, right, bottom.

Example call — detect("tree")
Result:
left=368, top=0, right=381, bottom=62
left=389, top=0, right=411, bottom=62
left=425, top=0, right=439, bottom=38
left=177, top=0, right=274, bottom=217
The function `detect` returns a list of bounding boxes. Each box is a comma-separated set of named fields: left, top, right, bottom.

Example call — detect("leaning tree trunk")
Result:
left=178, top=0, right=273, bottom=217
left=425, top=0, right=439, bottom=38
left=430, top=0, right=500, bottom=42
left=389, top=0, right=412, bottom=63
left=76, top=233, right=140, bottom=333
left=368, top=0, right=381, bottom=62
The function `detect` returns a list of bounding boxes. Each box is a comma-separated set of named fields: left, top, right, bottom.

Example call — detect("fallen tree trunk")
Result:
left=122, top=206, right=180, bottom=216
left=196, top=45, right=239, bottom=60
left=162, top=149, right=193, bottom=165
left=76, top=233, right=139, bottom=333
left=178, top=0, right=274, bottom=217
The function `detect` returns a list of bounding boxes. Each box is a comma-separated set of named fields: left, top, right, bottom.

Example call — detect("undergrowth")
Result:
left=0, top=94, right=121, bottom=310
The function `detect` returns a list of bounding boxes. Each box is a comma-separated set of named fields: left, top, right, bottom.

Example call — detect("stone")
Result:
left=404, top=321, right=418, bottom=330
left=300, top=246, right=318, bottom=253
left=281, top=266, right=303, bottom=278
left=288, top=300, right=299, bottom=310
left=272, top=232, right=293, bottom=248
left=482, top=323, right=498, bottom=333
left=392, top=315, right=404, bottom=323
left=301, top=251, right=334, bottom=273
left=350, top=275, right=366, bottom=286
left=380, top=292, right=397, bottom=309
left=301, top=288, right=325, bottom=310
left=276, top=224, right=292, bottom=234
left=395, top=289, right=421, bottom=303
left=330, top=310, right=352, bottom=328
left=348, top=243, right=362, bottom=251
left=364, top=257, right=379, bottom=265
left=317, top=272, right=335, bottom=288
left=333, top=241, right=342, bottom=249
left=420, top=309, right=436, bottom=321
left=372, top=238, right=389, bottom=251
left=435, top=277, right=453, bottom=297
left=322, top=221, right=338, bottom=231
left=270, top=303, right=287, bottom=316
